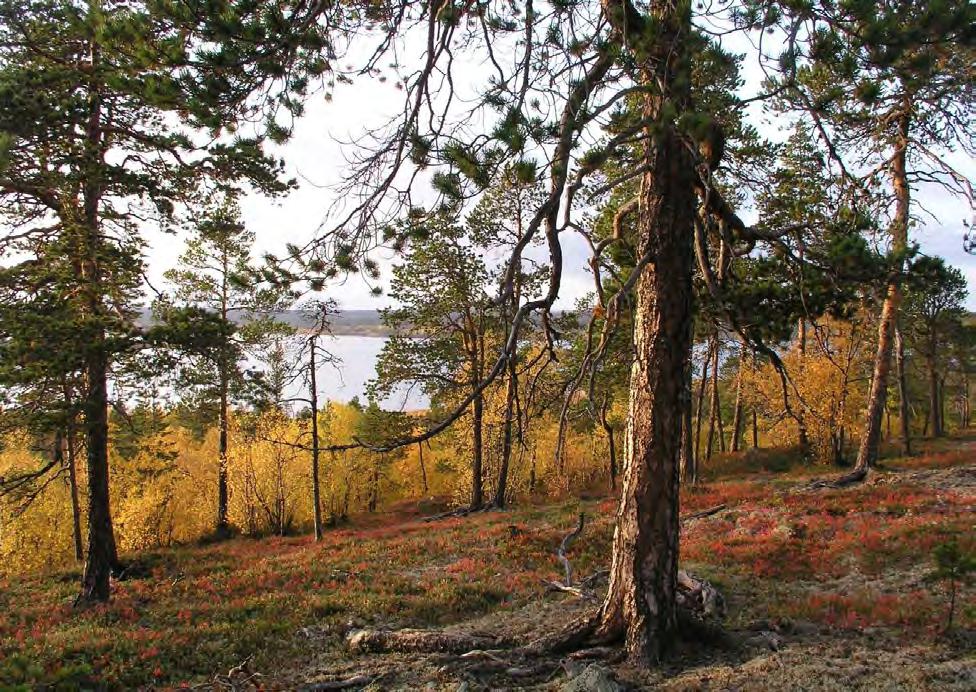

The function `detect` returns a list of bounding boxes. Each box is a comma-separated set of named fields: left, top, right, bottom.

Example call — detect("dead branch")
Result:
left=192, top=655, right=260, bottom=691
left=557, top=512, right=585, bottom=587
left=677, top=570, right=726, bottom=620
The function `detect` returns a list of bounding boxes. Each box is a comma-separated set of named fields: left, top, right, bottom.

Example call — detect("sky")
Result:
left=143, top=19, right=976, bottom=313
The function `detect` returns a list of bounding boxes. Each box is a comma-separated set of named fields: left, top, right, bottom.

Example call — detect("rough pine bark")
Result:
left=594, top=0, right=696, bottom=661
left=216, top=372, right=230, bottom=536
left=79, top=347, right=115, bottom=601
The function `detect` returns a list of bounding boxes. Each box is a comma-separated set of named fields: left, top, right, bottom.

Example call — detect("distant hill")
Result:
left=138, top=307, right=392, bottom=336
left=138, top=307, right=588, bottom=338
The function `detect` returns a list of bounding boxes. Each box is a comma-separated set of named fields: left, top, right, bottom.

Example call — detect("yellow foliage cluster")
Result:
left=743, top=317, right=873, bottom=463
left=0, top=396, right=620, bottom=576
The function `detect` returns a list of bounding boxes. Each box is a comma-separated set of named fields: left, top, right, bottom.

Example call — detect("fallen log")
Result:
left=346, top=628, right=506, bottom=654
left=680, top=503, right=727, bottom=522
left=303, top=675, right=374, bottom=691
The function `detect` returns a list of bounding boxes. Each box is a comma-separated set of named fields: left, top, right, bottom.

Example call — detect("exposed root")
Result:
left=524, top=611, right=604, bottom=656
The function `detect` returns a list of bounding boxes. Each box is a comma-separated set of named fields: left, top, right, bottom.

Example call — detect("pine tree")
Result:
left=756, top=0, right=976, bottom=474
left=371, top=216, right=494, bottom=510
left=157, top=200, right=291, bottom=538
left=902, top=257, right=969, bottom=438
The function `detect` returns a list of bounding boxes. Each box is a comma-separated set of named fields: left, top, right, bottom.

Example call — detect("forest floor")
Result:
left=1, top=437, right=974, bottom=690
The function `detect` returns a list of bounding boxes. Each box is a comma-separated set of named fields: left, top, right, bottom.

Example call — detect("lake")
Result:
left=293, top=335, right=429, bottom=411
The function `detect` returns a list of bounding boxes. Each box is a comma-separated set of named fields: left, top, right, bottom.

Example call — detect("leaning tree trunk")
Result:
left=895, top=325, right=911, bottom=455
left=854, top=110, right=910, bottom=473
left=593, top=0, right=696, bottom=661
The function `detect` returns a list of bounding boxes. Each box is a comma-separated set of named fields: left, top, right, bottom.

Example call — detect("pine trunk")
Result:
left=78, top=29, right=117, bottom=601
left=706, top=341, right=721, bottom=460
left=79, top=347, right=115, bottom=602
left=594, top=0, right=695, bottom=657
left=855, top=110, right=910, bottom=472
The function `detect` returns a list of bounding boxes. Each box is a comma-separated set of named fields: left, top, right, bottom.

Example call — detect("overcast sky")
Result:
left=144, top=26, right=976, bottom=312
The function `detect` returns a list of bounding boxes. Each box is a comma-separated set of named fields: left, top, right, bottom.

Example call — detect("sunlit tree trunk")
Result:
left=855, top=108, right=911, bottom=473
